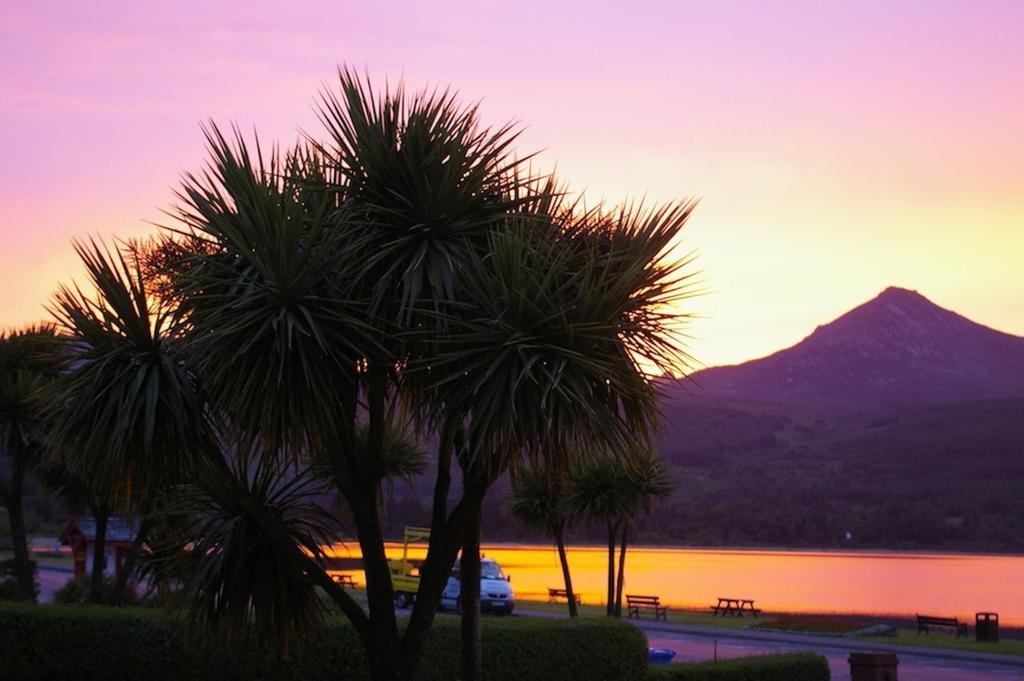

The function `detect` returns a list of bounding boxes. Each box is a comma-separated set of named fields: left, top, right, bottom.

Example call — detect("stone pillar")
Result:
left=849, top=651, right=898, bottom=681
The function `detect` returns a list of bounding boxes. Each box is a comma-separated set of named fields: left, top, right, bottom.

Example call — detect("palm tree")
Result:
left=427, top=194, right=698, bottom=678
left=0, top=325, right=58, bottom=601
left=567, top=454, right=635, bottom=616
left=47, top=239, right=207, bottom=603
left=568, top=449, right=675, bottom=617
left=145, top=456, right=341, bottom=651
left=35, top=461, right=114, bottom=599
left=314, top=79, right=530, bottom=681
left=613, top=450, right=674, bottom=617
left=509, top=463, right=577, bottom=616
left=156, top=70, right=528, bottom=679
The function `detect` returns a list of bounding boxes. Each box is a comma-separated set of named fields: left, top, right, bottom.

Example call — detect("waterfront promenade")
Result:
left=517, top=606, right=1024, bottom=680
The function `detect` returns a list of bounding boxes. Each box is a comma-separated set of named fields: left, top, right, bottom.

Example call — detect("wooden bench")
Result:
left=710, top=597, right=761, bottom=617
left=916, top=614, right=968, bottom=638
left=626, top=594, right=667, bottom=620
left=333, top=574, right=357, bottom=588
left=547, top=587, right=581, bottom=604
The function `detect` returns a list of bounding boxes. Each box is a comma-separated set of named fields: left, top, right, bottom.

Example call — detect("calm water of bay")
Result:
left=328, top=543, right=1024, bottom=625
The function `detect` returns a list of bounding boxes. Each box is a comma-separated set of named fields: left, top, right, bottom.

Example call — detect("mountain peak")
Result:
left=876, top=286, right=926, bottom=302
left=871, top=286, right=941, bottom=315
left=688, top=289, right=1024, bottom=406
left=822, top=286, right=951, bottom=335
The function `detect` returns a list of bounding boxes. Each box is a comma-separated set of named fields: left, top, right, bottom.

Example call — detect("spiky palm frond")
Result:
left=564, top=455, right=636, bottom=525
left=34, top=460, right=104, bottom=515
left=426, top=223, right=607, bottom=462
left=425, top=192, right=698, bottom=473
left=361, top=421, right=427, bottom=484
left=169, top=125, right=373, bottom=452
left=145, top=456, right=341, bottom=652
left=130, top=234, right=218, bottom=307
left=0, top=325, right=60, bottom=376
left=0, top=370, right=47, bottom=459
left=0, top=325, right=59, bottom=455
left=47, top=239, right=204, bottom=503
left=314, top=420, right=427, bottom=488
left=624, top=448, right=675, bottom=514
left=315, top=67, right=530, bottom=325
left=566, top=449, right=675, bottom=525
left=579, top=200, right=702, bottom=382
left=508, top=464, right=568, bottom=534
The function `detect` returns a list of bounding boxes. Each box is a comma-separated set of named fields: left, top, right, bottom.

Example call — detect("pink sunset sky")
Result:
left=1, top=0, right=1022, bottom=368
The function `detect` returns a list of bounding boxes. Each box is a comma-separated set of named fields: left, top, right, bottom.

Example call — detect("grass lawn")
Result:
left=862, top=630, right=1024, bottom=657
left=2, top=550, right=74, bottom=568
left=33, top=553, right=74, bottom=567
left=517, top=598, right=755, bottom=630
left=516, top=598, right=1024, bottom=657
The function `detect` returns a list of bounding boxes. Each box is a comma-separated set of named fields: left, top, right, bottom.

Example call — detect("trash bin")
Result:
left=976, top=612, right=999, bottom=642
left=848, top=651, right=898, bottom=681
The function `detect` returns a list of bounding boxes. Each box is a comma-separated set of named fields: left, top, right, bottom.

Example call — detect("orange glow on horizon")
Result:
left=2, top=2, right=1022, bottom=368
left=326, top=542, right=1024, bottom=625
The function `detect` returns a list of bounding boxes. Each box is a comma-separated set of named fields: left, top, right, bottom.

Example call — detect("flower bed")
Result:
left=751, top=616, right=893, bottom=636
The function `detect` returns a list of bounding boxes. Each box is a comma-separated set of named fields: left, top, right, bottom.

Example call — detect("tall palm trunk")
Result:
left=614, top=521, right=629, bottom=618
left=460, top=495, right=484, bottom=681
left=606, top=521, right=618, bottom=616
left=88, top=507, right=109, bottom=602
left=112, top=515, right=153, bottom=606
left=354, top=500, right=403, bottom=681
left=8, top=452, right=35, bottom=601
left=357, top=366, right=403, bottom=681
left=401, top=440, right=481, bottom=680
left=553, top=523, right=577, bottom=617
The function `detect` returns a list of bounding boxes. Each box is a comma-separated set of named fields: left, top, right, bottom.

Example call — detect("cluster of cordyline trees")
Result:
left=0, top=68, right=698, bottom=681
left=509, top=450, right=675, bottom=619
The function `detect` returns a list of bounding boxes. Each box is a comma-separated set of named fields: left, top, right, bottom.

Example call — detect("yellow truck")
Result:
left=389, top=525, right=430, bottom=608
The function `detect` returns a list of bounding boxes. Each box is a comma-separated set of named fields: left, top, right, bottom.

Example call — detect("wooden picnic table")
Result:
left=710, top=597, right=760, bottom=617
left=333, top=573, right=357, bottom=588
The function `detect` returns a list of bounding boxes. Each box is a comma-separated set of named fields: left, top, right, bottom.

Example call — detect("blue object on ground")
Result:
left=648, top=648, right=677, bottom=665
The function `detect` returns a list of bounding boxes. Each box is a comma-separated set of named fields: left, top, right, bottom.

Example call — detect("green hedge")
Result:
left=0, top=603, right=647, bottom=681
left=646, top=653, right=830, bottom=681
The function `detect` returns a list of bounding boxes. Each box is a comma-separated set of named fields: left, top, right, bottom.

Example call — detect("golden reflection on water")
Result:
left=325, top=543, right=1024, bottom=625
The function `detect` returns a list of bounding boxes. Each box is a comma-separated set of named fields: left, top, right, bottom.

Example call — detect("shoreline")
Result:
left=23, top=537, right=1024, bottom=559
left=369, top=539, right=1024, bottom=559
left=471, top=542, right=1024, bottom=559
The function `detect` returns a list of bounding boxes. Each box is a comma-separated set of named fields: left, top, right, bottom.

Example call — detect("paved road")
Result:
left=640, top=624, right=1024, bottom=680
left=516, top=607, right=1024, bottom=679
left=37, top=564, right=73, bottom=601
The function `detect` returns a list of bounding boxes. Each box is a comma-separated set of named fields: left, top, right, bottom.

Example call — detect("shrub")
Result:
left=52, top=575, right=138, bottom=605
left=646, top=653, right=830, bottom=681
left=422, top=616, right=648, bottom=681
left=0, top=559, right=38, bottom=602
left=0, top=603, right=647, bottom=681
left=0, top=578, right=32, bottom=601
left=52, top=576, right=89, bottom=604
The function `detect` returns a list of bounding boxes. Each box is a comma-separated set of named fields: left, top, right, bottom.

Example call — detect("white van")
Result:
left=440, top=557, right=515, bottom=615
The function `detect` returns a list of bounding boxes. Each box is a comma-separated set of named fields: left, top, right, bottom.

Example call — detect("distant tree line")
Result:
left=394, top=458, right=1024, bottom=552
